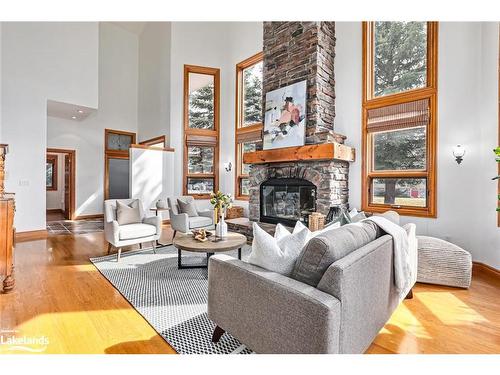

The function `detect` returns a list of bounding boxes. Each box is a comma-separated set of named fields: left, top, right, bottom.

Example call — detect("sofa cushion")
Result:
left=189, top=216, right=213, bottom=229
left=291, top=221, right=381, bottom=287
left=119, top=223, right=156, bottom=240
left=116, top=200, right=141, bottom=225
left=177, top=198, right=198, bottom=217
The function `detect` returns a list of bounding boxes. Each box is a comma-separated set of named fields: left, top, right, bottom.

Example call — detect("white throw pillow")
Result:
left=248, top=222, right=310, bottom=276
left=293, top=220, right=341, bottom=243
left=116, top=200, right=141, bottom=225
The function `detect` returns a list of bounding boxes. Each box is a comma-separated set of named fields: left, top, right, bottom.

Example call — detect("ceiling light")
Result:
left=71, top=116, right=77, bottom=120
left=77, top=110, right=84, bottom=114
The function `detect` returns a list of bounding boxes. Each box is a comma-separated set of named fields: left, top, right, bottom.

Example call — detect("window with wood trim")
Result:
left=46, top=154, right=58, bottom=191
left=362, top=22, right=438, bottom=217
left=139, top=135, right=166, bottom=148
left=104, top=128, right=136, bottom=200
left=235, top=52, right=263, bottom=200
left=183, top=65, right=220, bottom=199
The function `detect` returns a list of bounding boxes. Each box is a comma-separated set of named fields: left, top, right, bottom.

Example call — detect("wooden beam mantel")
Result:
left=243, top=142, right=355, bottom=165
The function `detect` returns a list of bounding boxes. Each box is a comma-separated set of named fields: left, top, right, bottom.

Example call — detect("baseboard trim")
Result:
left=74, top=214, right=104, bottom=220
left=472, top=261, right=500, bottom=279
left=46, top=209, right=63, bottom=214
left=16, top=229, right=48, bottom=242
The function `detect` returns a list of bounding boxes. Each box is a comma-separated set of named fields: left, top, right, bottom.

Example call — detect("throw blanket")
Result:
left=365, top=216, right=412, bottom=301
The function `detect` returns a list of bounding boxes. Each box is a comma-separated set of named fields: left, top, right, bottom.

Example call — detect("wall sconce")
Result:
left=453, top=144, right=466, bottom=164
left=224, top=162, right=232, bottom=172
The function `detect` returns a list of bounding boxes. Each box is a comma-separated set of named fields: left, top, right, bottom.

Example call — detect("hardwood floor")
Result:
left=0, top=227, right=499, bottom=354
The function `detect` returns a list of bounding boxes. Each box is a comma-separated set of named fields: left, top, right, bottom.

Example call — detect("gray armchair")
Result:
left=167, top=196, right=214, bottom=238
left=104, top=199, right=162, bottom=261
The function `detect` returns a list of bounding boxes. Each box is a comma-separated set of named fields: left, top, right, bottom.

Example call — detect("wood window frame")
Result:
left=104, top=128, right=136, bottom=200
left=234, top=52, right=263, bottom=200
left=183, top=64, right=220, bottom=199
left=362, top=22, right=438, bottom=218
left=139, top=135, right=167, bottom=148
left=46, top=154, right=58, bottom=191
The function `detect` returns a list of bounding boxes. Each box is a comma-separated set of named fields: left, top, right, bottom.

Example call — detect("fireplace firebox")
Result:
left=260, top=178, right=317, bottom=227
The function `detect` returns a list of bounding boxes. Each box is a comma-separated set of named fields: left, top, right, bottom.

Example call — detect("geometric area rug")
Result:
left=90, top=245, right=253, bottom=354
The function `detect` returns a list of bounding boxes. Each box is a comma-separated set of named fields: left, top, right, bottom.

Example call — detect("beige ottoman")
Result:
left=417, top=236, right=472, bottom=288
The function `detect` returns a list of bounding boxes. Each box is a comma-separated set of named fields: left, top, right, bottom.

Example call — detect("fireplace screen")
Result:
left=260, top=178, right=316, bottom=226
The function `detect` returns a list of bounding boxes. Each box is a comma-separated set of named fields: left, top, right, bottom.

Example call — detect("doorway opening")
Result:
left=46, top=148, right=76, bottom=222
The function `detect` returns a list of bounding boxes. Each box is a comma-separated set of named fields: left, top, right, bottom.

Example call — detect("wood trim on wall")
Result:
left=47, top=148, right=76, bottom=220
left=74, top=214, right=104, bottom=221
left=183, top=64, right=220, bottom=199
left=361, top=22, right=438, bottom=218
left=472, top=261, right=500, bottom=280
left=234, top=52, right=264, bottom=200
left=16, top=229, right=48, bottom=242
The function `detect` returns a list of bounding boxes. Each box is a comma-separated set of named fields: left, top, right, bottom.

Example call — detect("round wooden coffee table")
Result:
left=173, top=232, right=247, bottom=269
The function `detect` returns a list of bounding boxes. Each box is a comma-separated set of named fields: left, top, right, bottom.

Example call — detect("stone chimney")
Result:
left=247, top=22, right=352, bottom=223
left=263, top=22, right=342, bottom=145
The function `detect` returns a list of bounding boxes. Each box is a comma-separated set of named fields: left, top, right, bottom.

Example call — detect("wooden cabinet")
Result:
left=0, top=197, right=15, bottom=292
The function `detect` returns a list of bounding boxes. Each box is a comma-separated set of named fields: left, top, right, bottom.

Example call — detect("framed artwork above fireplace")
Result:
left=263, top=80, right=306, bottom=150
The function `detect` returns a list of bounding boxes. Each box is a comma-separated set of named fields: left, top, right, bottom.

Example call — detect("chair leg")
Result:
left=117, top=248, right=122, bottom=262
left=107, top=243, right=112, bottom=255
left=152, top=240, right=157, bottom=254
left=139, top=243, right=143, bottom=249
left=212, top=325, right=225, bottom=343
left=173, top=230, right=177, bottom=240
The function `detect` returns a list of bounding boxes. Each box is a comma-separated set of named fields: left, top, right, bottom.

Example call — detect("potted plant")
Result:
left=210, top=191, right=233, bottom=238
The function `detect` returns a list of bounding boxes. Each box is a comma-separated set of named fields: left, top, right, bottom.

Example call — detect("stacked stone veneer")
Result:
left=249, top=22, right=351, bottom=223
left=248, top=160, right=349, bottom=221
left=263, top=21, right=336, bottom=144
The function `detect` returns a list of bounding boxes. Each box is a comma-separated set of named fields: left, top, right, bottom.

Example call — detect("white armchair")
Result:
left=104, top=199, right=162, bottom=261
left=167, top=196, right=214, bottom=238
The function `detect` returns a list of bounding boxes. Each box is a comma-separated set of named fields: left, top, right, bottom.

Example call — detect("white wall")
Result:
left=130, top=147, right=174, bottom=219
left=335, top=22, right=363, bottom=210
left=0, top=24, right=2, bottom=140
left=335, top=22, right=500, bottom=269
left=47, top=23, right=139, bottom=218
left=138, top=22, right=171, bottom=143
left=169, top=22, right=263, bottom=211
left=46, top=153, right=65, bottom=210
left=1, top=22, right=99, bottom=231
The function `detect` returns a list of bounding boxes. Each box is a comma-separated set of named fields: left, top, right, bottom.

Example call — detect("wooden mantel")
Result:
left=243, top=142, right=355, bottom=165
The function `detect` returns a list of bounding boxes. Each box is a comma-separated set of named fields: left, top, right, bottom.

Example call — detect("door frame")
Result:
left=47, top=148, right=76, bottom=220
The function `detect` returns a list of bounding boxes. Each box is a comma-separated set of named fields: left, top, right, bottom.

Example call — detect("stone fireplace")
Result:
left=246, top=22, right=354, bottom=227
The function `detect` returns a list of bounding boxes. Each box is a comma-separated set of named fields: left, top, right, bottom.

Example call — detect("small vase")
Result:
left=216, top=215, right=228, bottom=238
left=156, top=199, right=167, bottom=209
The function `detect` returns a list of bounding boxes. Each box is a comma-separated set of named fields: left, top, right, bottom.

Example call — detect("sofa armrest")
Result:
left=104, top=220, right=120, bottom=246
left=169, top=212, right=189, bottom=233
left=143, top=215, right=162, bottom=236
left=208, top=254, right=341, bottom=353
left=316, top=234, right=398, bottom=353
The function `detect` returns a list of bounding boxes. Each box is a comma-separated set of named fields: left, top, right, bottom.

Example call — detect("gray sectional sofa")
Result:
left=207, top=220, right=414, bottom=354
